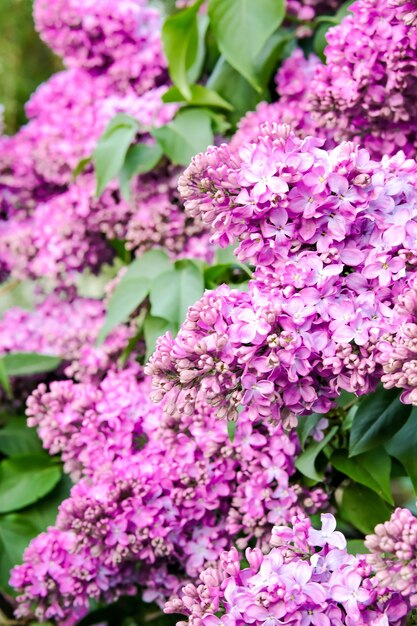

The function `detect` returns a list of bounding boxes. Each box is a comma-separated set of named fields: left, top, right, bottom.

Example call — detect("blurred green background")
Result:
left=0, top=0, right=61, bottom=134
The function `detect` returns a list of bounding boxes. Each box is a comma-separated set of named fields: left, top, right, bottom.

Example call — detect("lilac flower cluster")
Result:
left=0, top=293, right=133, bottom=382
left=366, top=508, right=417, bottom=607
left=147, top=124, right=417, bottom=423
left=26, top=366, right=147, bottom=480
left=167, top=513, right=409, bottom=626
left=309, top=0, right=417, bottom=159
left=0, top=2, right=209, bottom=283
left=378, top=278, right=417, bottom=404
left=0, top=79, right=209, bottom=280
left=33, top=0, right=166, bottom=93
left=12, top=381, right=327, bottom=623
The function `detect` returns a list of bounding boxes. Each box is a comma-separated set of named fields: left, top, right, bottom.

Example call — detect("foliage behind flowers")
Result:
left=2, top=0, right=417, bottom=625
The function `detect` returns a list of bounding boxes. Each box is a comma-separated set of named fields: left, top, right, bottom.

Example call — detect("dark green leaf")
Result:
left=0, top=357, right=12, bottom=398
left=313, top=0, right=354, bottom=59
left=187, top=13, right=210, bottom=84
left=337, top=483, right=391, bottom=534
left=144, top=316, right=179, bottom=361
left=346, top=539, right=369, bottom=555
left=208, top=0, right=285, bottom=90
left=331, top=448, right=393, bottom=504
left=149, top=261, right=205, bottom=325
left=255, top=29, right=294, bottom=88
left=0, top=513, right=39, bottom=593
left=385, top=407, right=417, bottom=492
left=3, top=352, right=61, bottom=377
left=349, top=387, right=412, bottom=456
left=0, top=454, right=61, bottom=513
left=151, top=108, right=214, bottom=165
left=295, top=425, right=338, bottom=482
left=313, top=22, right=331, bottom=59
left=119, top=142, right=163, bottom=199
left=162, top=84, right=234, bottom=110
left=93, top=113, right=139, bottom=196
left=162, top=0, right=204, bottom=99
left=72, top=156, right=92, bottom=180
left=98, top=249, right=171, bottom=343
left=24, top=474, right=73, bottom=533
left=297, top=413, right=322, bottom=449
left=0, top=417, right=43, bottom=456
left=206, top=56, right=261, bottom=127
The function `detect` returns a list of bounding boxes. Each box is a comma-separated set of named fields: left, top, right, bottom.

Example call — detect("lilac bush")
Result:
left=2, top=0, right=417, bottom=625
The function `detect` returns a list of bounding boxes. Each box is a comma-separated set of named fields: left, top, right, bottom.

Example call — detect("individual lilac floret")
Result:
left=389, top=0, right=417, bottom=25
left=167, top=512, right=409, bottom=626
left=309, top=0, right=417, bottom=159
left=365, top=508, right=417, bottom=608
left=33, top=0, right=166, bottom=93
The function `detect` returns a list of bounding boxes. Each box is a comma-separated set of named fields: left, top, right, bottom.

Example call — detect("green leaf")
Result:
left=0, top=454, right=61, bottom=513
left=72, top=156, right=92, bottom=180
left=214, top=245, right=238, bottom=264
left=208, top=0, right=286, bottom=90
left=313, top=0, right=354, bottom=59
left=162, top=0, right=204, bottom=99
left=227, top=420, right=237, bottom=443
left=99, top=250, right=173, bottom=344
left=0, top=513, right=39, bottom=593
left=127, top=248, right=172, bottom=281
left=349, top=387, right=412, bottom=456
left=385, top=407, right=417, bottom=493
left=297, top=413, right=322, bottom=449
left=346, top=539, right=369, bottom=555
left=93, top=113, right=139, bottom=196
left=162, top=84, right=234, bottom=111
left=313, top=22, right=331, bottom=60
left=0, top=417, right=43, bottom=456
left=255, top=29, right=294, bottom=89
left=331, top=448, right=393, bottom=504
left=24, top=474, right=73, bottom=533
left=149, top=261, right=205, bottom=325
left=2, top=352, right=61, bottom=377
left=337, top=483, right=392, bottom=534
left=295, top=425, right=338, bottom=482
left=144, top=316, right=179, bottom=361
left=151, top=108, right=214, bottom=165
left=0, top=357, right=12, bottom=398
left=119, top=142, right=163, bottom=199
left=206, top=56, right=261, bottom=127
left=188, top=13, right=210, bottom=84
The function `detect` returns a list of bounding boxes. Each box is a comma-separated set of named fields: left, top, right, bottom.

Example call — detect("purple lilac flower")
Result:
left=377, top=277, right=417, bottom=404
left=148, top=125, right=417, bottom=424
left=309, top=0, right=417, bottom=159
left=366, top=508, right=417, bottom=608
left=167, top=513, right=410, bottom=626
left=33, top=0, right=167, bottom=93
left=12, top=393, right=327, bottom=624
